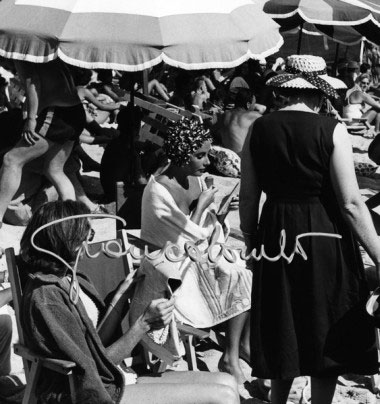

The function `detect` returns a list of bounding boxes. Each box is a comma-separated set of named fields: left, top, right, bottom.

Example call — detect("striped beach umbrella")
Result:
left=0, top=0, right=283, bottom=71
left=340, top=0, right=380, bottom=14
left=263, top=0, right=380, bottom=45
left=286, top=22, right=363, bottom=46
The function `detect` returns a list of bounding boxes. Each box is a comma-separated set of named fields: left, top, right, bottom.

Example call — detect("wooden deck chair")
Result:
left=117, top=178, right=242, bottom=370
left=324, top=100, right=374, bottom=135
left=6, top=247, right=77, bottom=404
left=77, top=231, right=176, bottom=372
left=133, top=93, right=211, bottom=143
left=6, top=233, right=176, bottom=403
left=125, top=231, right=211, bottom=371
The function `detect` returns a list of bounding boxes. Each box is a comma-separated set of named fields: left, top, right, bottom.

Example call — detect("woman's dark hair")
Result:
left=20, top=200, right=91, bottom=277
left=360, top=62, right=371, bottom=74
left=119, top=72, right=143, bottom=91
left=235, top=88, right=254, bottom=108
left=97, top=69, right=113, bottom=85
left=69, top=66, right=93, bottom=86
left=273, top=87, right=324, bottom=100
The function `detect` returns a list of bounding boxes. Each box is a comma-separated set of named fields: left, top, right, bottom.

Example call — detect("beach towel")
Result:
left=132, top=176, right=251, bottom=329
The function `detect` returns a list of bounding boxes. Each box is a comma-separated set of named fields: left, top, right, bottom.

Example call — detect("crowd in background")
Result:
left=0, top=47, right=380, bottom=403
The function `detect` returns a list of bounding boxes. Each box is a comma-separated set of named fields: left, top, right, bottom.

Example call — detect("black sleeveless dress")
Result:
left=249, top=110, right=378, bottom=379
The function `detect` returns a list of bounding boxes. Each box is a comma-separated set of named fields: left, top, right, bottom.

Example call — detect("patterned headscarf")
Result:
left=163, top=118, right=212, bottom=167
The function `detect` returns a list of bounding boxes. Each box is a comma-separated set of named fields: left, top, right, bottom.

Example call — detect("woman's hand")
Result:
left=198, top=186, right=218, bottom=211
left=229, top=195, right=239, bottom=210
left=140, top=297, right=175, bottom=331
left=22, top=118, right=39, bottom=145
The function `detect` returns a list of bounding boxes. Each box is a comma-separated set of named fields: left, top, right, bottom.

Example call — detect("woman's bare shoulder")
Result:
left=349, top=89, right=364, bottom=103
left=154, top=175, right=178, bottom=196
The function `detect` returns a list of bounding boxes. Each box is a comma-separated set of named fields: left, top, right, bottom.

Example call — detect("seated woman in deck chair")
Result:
left=343, top=73, right=380, bottom=132
left=135, top=118, right=252, bottom=384
left=19, top=200, right=238, bottom=404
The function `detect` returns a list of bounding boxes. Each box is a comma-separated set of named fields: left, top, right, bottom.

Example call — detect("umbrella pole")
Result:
left=142, top=70, right=149, bottom=95
left=129, top=88, right=136, bottom=184
left=297, top=22, right=303, bottom=55
left=359, top=39, right=365, bottom=64
left=333, top=43, right=340, bottom=77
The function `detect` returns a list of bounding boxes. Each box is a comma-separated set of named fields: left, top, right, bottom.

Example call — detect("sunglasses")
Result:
left=361, top=81, right=370, bottom=85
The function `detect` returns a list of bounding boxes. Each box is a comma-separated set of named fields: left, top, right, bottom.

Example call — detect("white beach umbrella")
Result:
left=0, top=0, right=283, bottom=71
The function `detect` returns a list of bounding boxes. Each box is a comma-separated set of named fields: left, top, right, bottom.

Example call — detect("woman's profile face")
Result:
left=184, top=140, right=211, bottom=176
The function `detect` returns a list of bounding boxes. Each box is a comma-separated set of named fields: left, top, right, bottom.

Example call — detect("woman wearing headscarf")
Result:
left=137, top=118, right=252, bottom=384
left=240, top=55, right=380, bottom=403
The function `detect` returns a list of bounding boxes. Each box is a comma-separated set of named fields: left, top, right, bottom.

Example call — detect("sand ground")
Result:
left=1, top=140, right=380, bottom=403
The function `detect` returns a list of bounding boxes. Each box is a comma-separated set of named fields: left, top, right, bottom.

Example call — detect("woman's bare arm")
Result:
left=330, top=123, right=380, bottom=278
left=0, top=287, right=12, bottom=308
left=105, top=298, right=175, bottom=364
left=239, top=132, right=262, bottom=253
left=361, top=92, right=380, bottom=111
left=82, top=88, right=119, bottom=111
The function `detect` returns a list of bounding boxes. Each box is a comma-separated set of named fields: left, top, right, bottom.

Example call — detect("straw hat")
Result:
left=266, top=55, right=346, bottom=98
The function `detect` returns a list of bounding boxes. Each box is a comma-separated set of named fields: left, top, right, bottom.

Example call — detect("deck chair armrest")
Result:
left=140, top=335, right=176, bottom=366
left=14, top=343, right=76, bottom=373
left=177, top=323, right=210, bottom=340
left=126, top=232, right=160, bottom=252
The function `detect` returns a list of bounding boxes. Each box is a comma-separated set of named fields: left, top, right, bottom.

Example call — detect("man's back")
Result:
left=221, top=108, right=260, bottom=155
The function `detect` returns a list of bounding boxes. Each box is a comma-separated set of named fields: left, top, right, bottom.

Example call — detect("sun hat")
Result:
left=266, top=54, right=346, bottom=98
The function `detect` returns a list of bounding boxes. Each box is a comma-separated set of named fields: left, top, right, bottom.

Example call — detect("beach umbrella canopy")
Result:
left=275, top=24, right=361, bottom=64
left=263, top=0, right=380, bottom=45
left=0, top=0, right=283, bottom=71
left=288, top=21, right=363, bottom=46
left=338, top=0, right=380, bottom=43
left=340, top=0, right=380, bottom=14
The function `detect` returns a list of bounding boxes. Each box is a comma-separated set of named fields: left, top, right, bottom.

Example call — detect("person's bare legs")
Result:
left=271, top=379, right=294, bottom=404
left=148, top=79, right=170, bottom=102
left=219, top=310, right=249, bottom=384
left=0, top=137, right=49, bottom=223
left=121, top=371, right=239, bottom=404
left=375, top=112, right=380, bottom=132
left=363, top=110, right=380, bottom=132
left=240, top=312, right=250, bottom=360
left=67, top=171, right=98, bottom=211
left=43, top=140, right=76, bottom=201
left=311, top=376, right=337, bottom=404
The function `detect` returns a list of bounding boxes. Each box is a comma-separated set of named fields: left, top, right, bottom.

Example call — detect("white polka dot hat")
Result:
left=266, top=55, right=346, bottom=98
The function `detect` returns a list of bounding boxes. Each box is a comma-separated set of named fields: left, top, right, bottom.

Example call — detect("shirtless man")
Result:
left=0, top=59, right=85, bottom=228
left=220, top=88, right=261, bottom=155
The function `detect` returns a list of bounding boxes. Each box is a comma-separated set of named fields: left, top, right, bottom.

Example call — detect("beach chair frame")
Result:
left=6, top=231, right=177, bottom=403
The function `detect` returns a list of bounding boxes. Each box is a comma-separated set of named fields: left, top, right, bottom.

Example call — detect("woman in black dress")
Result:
left=240, top=55, right=380, bottom=404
